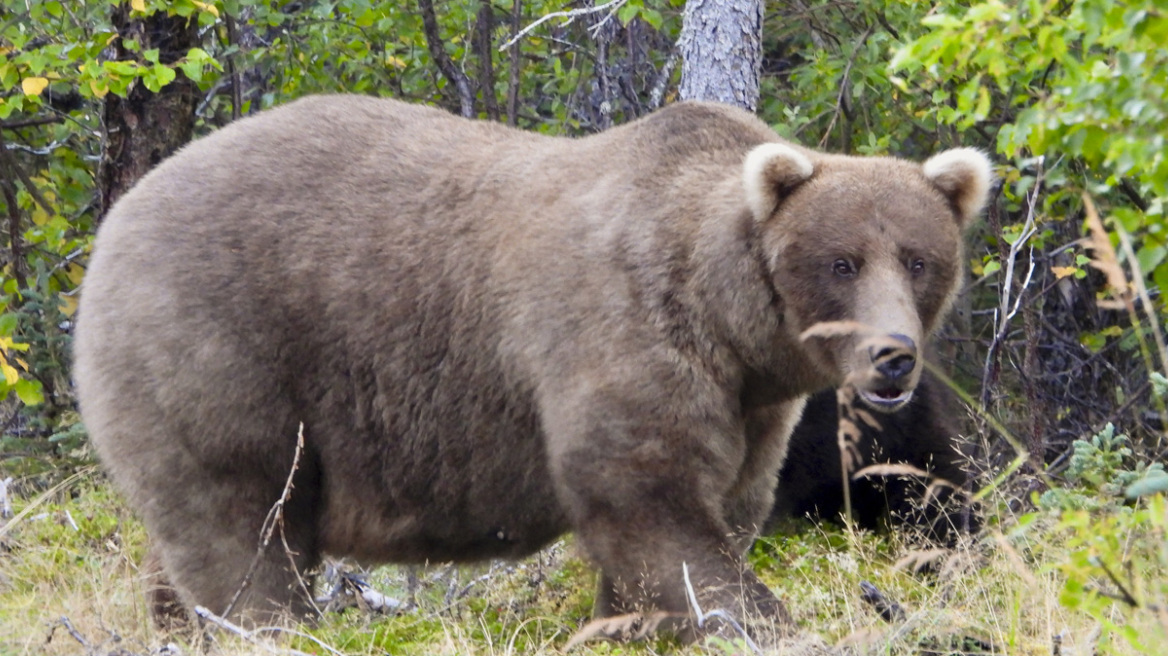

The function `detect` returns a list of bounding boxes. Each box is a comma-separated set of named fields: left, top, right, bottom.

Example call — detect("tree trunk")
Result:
left=98, top=4, right=199, bottom=218
left=678, top=0, right=763, bottom=111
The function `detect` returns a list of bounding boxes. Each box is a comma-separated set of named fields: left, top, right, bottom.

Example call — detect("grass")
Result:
left=1, top=465, right=1165, bottom=655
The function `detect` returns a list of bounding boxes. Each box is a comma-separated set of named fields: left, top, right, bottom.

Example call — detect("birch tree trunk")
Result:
left=678, top=0, right=763, bottom=112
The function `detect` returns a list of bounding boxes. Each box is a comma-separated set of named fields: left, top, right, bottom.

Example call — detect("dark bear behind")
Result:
left=772, top=372, right=977, bottom=542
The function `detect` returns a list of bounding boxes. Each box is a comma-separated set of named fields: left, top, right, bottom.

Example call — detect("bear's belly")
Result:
left=317, top=443, right=570, bottom=564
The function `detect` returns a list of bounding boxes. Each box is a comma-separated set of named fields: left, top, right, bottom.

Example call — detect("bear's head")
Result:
left=743, top=142, right=992, bottom=412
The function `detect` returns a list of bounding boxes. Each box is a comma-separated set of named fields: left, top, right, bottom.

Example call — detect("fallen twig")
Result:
left=54, top=616, right=90, bottom=649
left=315, top=564, right=406, bottom=615
left=195, top=606, right=344, bottom=656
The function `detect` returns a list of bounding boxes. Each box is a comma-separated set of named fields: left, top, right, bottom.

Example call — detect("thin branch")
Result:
left=474, top=1, right=499, bottom=122
left=1092, top=557, right=1140, bottom=608
left=225, top=14, right=244, bottom=121
left=982, top=158, right=1042, bottom=411
left=0, top=132, right=28, bottom=291
left=418, top=0, right=476, bottom=118
left=221, top=424, right=307, bottom=619
left=0, top=116, right=64, bottom=130
left=648, top=50, right=678, bottom=110
left=0, top=127, right=52, bottom=214
left=54, top=616, right=90, bottom=648
left=506, top=0, right=522, bottom=126
left=498, top=0, right=627, bottom=51
left=0, top=183, right=26, bottom=290
left=1118, top=178, right=1149, bottom=212
left=818, top=23, right=874, bottom=149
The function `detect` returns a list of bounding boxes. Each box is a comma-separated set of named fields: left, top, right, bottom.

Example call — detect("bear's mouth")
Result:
left=858, top=387, right=914, bottom=412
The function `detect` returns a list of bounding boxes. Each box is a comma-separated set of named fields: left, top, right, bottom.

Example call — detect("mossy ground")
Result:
left=1, top=467, right=1164, bottom=655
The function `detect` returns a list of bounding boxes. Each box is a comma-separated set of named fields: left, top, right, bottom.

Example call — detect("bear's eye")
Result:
left=909, top=258, right=926, bottom=277
left=832, top=259, right=857, bottom=278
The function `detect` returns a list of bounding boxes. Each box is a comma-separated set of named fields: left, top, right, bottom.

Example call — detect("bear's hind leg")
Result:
left=145, top=463, right=323, bottom=627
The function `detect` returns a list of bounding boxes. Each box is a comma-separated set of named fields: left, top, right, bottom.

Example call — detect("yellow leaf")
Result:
left=65, top=263, right=85, bottom=286
left=131, top=0, right=145, bottom=11
left=1, top=361, right=18, bottom=386
left=1051, top=265, right=1078, bottom=280
left=191, top=0, right=220, bottom=17
left=386, top=55, right=407, bottom=69
left=22, top=77, right=49, bottom=96
left=0, top=338, right=29, bottom=352
left=59, top=294, right=79, bottom=318
left=89, top=79, right=109, bottom=98
left=15, top=357, right=28, bottom=371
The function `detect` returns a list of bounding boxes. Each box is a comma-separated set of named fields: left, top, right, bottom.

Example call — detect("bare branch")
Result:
left=0, top=116, right=64, bottom=130
left=225, top=14, right=244, bottom=121
left=498, top=0, right=627, bottom=51
left=53, top=616, right=90, bottom=648
left=221, top=423, right=308, bottom=619
left=0, top=127, right=53, bottom=214
left=473, top=1, right=499, bottom=122
left=817, top=23, right=874, bottom=150
left=648, top=50, right=679, bottom=110
left=419, top=0, right=476, bottom=118
left=506, top=0, right=522, bottom=126
left=982, top=157, right=1042, bottom=421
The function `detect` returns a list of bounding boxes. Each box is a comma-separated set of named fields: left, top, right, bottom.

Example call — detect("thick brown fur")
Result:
left=75, top=96, right=991, bottom=638
left=772, top=371, right=978, bottom=543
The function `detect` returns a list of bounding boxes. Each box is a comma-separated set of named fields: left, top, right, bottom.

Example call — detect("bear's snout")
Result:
left=870, top=333, right=917, bottom=382
left=852, top=332, right=921, bottom=412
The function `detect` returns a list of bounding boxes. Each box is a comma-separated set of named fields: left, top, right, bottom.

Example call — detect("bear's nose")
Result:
left=870, top=333, right=917, bottom=381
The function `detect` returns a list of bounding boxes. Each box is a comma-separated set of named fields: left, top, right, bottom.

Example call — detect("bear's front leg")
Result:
left=540, top=380, right=793, bottom=642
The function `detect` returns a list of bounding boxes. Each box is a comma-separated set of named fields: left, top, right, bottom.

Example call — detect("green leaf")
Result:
left=617, top=3, right=639, bottom=26
left=641, top=8, right=664, bottom=30
left=13, top=378, right=43, bottom=406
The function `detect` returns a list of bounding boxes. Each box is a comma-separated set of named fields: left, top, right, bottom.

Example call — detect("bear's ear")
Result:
left=922, top=148, right=994, bottom=226
left=743, top=142, right=815, bottom=223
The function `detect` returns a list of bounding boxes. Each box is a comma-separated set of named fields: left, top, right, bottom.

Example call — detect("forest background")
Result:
left=1, top=0, right=1167, bottom=655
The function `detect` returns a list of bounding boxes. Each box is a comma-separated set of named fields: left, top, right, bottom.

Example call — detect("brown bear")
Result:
left=74, top=95, right=992, bottom=639
left=773, top=370, right=977, bottom=543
